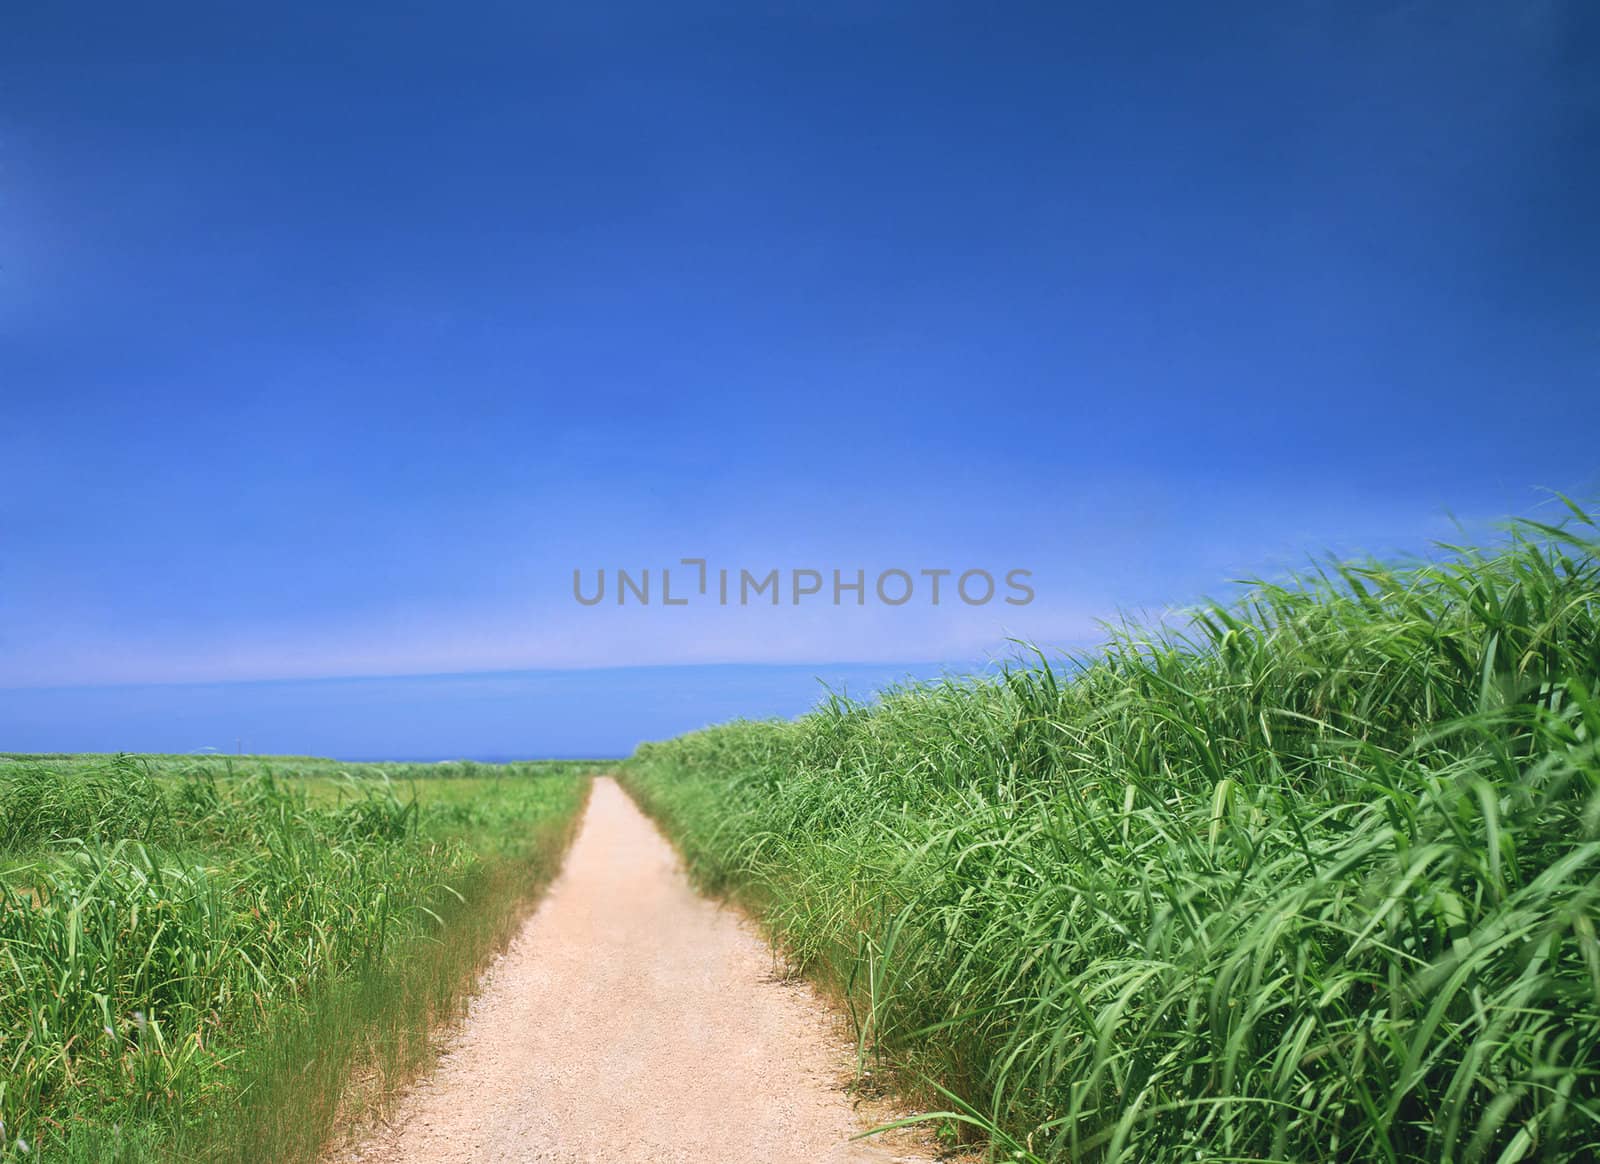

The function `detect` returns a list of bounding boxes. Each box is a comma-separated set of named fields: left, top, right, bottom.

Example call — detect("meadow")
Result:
left=0, top=754, right=593, bottom=1162
left=623, top=506, right=1600, bottom=1162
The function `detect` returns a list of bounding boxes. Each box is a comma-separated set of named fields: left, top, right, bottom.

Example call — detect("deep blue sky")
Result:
left=3, top=3, right=1596, bottom=755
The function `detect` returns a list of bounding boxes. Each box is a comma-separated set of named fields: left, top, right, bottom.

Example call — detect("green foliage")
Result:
left=623, top=507, right=1600, bottom=1163
left=0, top=756, right=174, bottom=850
left=0, top=756, right=591, bottom=1162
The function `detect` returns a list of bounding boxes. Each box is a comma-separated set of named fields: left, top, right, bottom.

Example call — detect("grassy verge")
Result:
left=622, top=506, right=1600, bottom=1162
left=0, top=756, right=593, bottom=1162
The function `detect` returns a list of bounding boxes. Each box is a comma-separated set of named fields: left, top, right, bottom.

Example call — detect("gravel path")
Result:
left=340, top=777, right=935, bottom=1163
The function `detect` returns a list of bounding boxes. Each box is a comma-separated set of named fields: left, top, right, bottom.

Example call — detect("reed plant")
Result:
left=0, top=756, right=590, bottom=1161
left=624, top=504, right=1600, bottom=1162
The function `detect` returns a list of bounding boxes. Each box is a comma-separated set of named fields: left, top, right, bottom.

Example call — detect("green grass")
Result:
left=0, top=755, right=593, bottom=1162
left=622, top=504, right=1600, bottom=1162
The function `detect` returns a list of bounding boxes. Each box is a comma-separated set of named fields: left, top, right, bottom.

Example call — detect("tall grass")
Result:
left=623, top=506, right=1600, bottom=1162
left=0, top=756, right=591, bottom=1161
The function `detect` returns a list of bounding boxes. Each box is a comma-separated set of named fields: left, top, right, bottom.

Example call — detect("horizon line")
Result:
left=0, top=656, right=1028, bottom=697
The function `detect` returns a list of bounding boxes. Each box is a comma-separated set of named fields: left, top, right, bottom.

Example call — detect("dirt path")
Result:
left=340, top=777, right=935, bottom=1163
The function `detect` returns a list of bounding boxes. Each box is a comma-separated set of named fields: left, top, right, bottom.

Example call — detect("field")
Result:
left=6, top=511, right=1597, bottom=1164
left=622, top=507, right=1600, bottom=1162
left=0, top=754, right=593, bottom=1162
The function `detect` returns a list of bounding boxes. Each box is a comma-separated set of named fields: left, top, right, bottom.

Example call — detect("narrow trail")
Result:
left=341, top=777, right=936, bottom=1163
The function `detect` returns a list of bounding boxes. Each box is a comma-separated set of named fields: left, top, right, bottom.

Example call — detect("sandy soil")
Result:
left=338, top=777, right=937, bottom=1163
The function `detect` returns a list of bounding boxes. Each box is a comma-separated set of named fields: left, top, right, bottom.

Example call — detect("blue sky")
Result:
left=2, top=3, right=1596, bottom=756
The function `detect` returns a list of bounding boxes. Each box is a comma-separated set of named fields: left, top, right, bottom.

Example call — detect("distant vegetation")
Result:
left=624, top=504, right=1600, bottom=1162
left=0, top=755, right=593, bottom=1162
